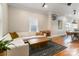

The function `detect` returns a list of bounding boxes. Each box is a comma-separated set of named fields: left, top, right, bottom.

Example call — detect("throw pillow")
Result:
left=9, top=32, right=19, bottom=39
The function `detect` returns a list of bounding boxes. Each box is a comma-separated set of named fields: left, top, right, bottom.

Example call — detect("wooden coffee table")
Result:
left=28, top=37, right=48, bottom=48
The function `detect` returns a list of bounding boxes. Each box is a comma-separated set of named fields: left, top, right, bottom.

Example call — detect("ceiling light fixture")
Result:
left=67, top=3, right=72, bottom=6
left=42, top=3, right=48, bottom=8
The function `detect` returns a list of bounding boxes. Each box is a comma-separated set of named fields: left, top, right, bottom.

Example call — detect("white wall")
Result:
left=0, top=3, right=8, bottom=38
left=48, top=14, right=68, bottom=36
left=2, top=4, right=8, bottom=35
left=8, top=6, right=48, bottom=32
left=51, top=16, right=67, bottom=35
left=0, top=4, right=3, bottom=38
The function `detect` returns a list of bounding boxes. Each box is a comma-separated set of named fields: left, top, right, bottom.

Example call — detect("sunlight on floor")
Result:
left=64, top=36, right=72, bottom=45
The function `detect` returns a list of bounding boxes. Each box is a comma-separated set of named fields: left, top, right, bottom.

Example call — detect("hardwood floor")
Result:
left=51, top=36, right=79, bottom=56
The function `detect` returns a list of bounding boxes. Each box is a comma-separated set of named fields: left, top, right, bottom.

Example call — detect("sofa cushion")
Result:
left=9, top=38, right=25, bottom=48
left=3, top=33, right=12, bottom=41
left=17, top=32, right=36, bottom=37
left=22, top=35, right=45, bottom=41
left=10, top=32, right=19, bottom=39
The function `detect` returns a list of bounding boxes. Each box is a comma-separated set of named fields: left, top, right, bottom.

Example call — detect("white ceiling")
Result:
left=8, top=3, right=79, bottom=16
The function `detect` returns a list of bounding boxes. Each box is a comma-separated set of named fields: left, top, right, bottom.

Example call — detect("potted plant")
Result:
left=0, top=39, right=13, bottom=56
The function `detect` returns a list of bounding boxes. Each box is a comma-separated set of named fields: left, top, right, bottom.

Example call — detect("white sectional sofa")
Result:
left=2, top=33, right=29, bottom=56
left=7, top=38, right=29, bottom=56
left=17, top=32, right=45, bottom=42
left=2, top=31, right=65, bottom=56
left=2, top=32, right=45, bottom=56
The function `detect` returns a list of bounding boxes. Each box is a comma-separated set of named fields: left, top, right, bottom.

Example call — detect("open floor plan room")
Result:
left=1, top=3, right=79, bottom=56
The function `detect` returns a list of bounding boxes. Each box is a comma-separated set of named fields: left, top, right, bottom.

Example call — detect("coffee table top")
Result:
left=28, top=37, right=48, bottom=45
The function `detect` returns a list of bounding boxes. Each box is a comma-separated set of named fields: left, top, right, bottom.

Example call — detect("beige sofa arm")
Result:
left=6, top=43, right=29, bottom=56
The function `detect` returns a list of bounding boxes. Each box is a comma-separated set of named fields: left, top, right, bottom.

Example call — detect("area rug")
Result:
left=29, top=41, right=67, bottom=56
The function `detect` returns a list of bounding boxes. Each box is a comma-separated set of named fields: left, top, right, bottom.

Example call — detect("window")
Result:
left=65, top=22, right=78, bottom=31
left=65, top=23, right=73, bottom=31
left=72, top=24, right=78, bottom=29
left=29, top=17, right=38, bottom=32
